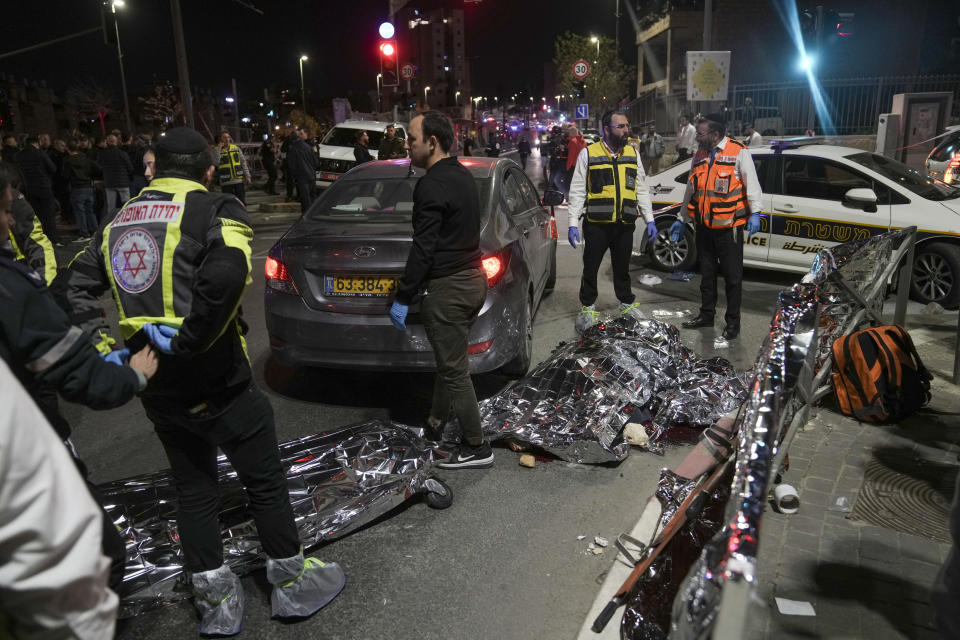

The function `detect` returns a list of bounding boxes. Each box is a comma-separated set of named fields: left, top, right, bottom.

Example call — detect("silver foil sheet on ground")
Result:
left=479, top=317, right=748, bottom=463
left=98, top=419, right=441, bottom=618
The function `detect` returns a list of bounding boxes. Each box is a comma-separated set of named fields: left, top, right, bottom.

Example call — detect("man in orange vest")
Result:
left=670, top=118, right=763, bottom=340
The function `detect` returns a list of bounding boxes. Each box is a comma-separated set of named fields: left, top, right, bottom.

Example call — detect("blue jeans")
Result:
left=71, top=187, right=97, bottom=237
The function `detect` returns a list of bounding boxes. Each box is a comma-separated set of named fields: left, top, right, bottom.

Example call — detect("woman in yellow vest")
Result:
left=566, top=110, right=657, bottom=334
left=216, top=132, right=251, bottom=205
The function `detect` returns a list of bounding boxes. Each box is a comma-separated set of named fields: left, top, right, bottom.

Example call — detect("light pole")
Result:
left=455, top=90, right=461, bottom=106
left=424, top=85, right=431, bottom=106
left=299, top=55, right=308, bottom=113
left=110, top=0, right=133, bottom=135
left=590, top=35, right=599, bottom=63
left=555, top=95, right=561, bottom=111
left=376, top=73, right=382, bottom=112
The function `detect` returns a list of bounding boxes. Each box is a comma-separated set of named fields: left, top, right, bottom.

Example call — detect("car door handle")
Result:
left=774, top=204, right=799, bottom=213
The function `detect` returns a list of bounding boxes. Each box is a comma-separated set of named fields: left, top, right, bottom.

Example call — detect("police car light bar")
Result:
left=769, top=137, right=827, bottom=153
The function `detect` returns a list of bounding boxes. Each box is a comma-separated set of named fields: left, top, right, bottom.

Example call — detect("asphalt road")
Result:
left=67, top=151, right=803, bottom=639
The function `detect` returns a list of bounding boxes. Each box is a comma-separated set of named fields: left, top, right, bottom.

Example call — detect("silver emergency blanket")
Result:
left=98, top=419, right=442, bottom=618
left=660, top=229, right=910, bottom=640
left=479, top=318, right=748, bottom=463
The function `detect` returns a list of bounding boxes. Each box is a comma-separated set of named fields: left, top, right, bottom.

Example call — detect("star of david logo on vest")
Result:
left=111, top=228, right=160, bottom=293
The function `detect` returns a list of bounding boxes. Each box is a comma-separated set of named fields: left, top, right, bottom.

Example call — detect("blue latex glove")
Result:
left=747, top=213, right=763, bottom=237
left=669, top=220, right=685, bottom=242
left=646, top=220, right=658, bottom=242
left=568, top=226, right=580, bottom=249
left=100, top=348, right=130, bottom=366
left=389, top=301, right=408, bottom=331
left=142, top=323, right=178, bottom=354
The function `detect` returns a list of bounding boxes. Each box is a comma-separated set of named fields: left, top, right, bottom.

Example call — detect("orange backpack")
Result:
left=831, top=325, right=932, bottom=423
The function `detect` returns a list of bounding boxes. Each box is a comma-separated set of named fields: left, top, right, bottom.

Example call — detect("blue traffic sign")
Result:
left=575, top=104, right=589, bottom=120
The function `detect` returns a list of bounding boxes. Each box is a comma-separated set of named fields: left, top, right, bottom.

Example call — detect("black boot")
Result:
left=681, top=314, right=714, bottom=329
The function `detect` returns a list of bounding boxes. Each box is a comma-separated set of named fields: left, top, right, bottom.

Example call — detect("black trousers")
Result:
left=579, top=220, right=636, bottom=307
left=420, top=267, right=488, bottom=446
left=264, top=164, right=278, bottom=194
left=677, top=148, right=692, bottom=162
left=144, top=383, right=301, bottom=572
left=296, top=179, right=315, bottom=213
left=221, top=182, right=246, bottom=205
left=27, top=189, right=59, bottom=244
left=695, top=224, right=744, bottom=327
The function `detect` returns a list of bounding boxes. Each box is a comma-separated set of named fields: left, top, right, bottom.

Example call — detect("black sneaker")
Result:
left=436, top=441, right=494, bottom=469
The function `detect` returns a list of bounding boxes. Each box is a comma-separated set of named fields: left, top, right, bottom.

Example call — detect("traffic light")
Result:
left=378, top=22, right=399, bottom=87
left=832, top=11, right=854, bottom=37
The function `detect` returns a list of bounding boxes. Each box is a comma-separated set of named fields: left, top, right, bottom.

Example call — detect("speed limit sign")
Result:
left=573, top=59, right=590, bottom=79
left=400, top=64, right=415, bottom=80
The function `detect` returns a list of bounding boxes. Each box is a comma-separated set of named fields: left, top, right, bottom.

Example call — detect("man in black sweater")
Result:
left=15, top=136, right=60, bottom=245
left=389, top=111, right=492, bottom=469
left=97, top=134, right=133, bottom=220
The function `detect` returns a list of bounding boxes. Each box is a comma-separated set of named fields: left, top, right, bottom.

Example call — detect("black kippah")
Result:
left=155, top=127, right=209, bottom=154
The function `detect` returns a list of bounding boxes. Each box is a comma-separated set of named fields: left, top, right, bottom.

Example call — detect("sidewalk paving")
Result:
left=750, top=310, right=960, bottom=639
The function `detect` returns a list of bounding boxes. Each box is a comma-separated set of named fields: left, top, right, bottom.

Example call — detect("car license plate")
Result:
left=322, top=173, right=340, bottom=180
left=324, top=275, right=398, bottom=297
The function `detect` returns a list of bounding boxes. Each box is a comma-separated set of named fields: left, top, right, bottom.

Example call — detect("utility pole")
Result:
left=264, top=87, right=273, bottom=132
left=703, top=0, right=712, bottom=50
left=170, top=0, right=195, bottom=130
left=615, top=0, right=620, bottom=58
left=231, top=77, right=241, bottom=139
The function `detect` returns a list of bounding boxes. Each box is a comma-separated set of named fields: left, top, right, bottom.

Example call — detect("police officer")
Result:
left=567, top=110, right=658, bottom=334
left=216, top=131, right=251, bottom=204
left=670, top=118, right=763, bottom=340
left=0, top=164, right=158, bottom=595
left=59, top=127, right=345, bottom=636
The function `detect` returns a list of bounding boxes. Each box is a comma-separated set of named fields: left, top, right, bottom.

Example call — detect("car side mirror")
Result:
left=844, top=187, right=878, bottom=213
left=542, top=190, right=564, bottom=207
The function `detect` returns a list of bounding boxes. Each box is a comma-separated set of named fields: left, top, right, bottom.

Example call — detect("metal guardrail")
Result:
left=626, top=74, right=960, bottom=136
left=670, top=227, right=919, bottom=639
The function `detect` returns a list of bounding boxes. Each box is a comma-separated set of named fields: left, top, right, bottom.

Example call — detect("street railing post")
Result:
left=894, top=228, right=915, bottom=327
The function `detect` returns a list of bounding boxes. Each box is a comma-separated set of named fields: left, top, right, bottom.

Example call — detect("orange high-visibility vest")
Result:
left=685, top=138, right=750, bottom=228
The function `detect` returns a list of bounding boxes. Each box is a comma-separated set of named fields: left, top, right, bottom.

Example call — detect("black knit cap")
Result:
left=155, top=127, right=209, bottom=154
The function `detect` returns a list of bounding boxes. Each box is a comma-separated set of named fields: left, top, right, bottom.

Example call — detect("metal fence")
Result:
left=625, top=74, right=960, bottom=136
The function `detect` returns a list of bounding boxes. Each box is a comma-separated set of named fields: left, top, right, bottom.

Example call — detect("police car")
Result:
left=643, top=139, right=960, bottom=308
left=316, top=120, right=407, bottom=189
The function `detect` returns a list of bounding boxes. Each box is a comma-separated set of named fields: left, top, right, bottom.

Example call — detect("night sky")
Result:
left=1, top=0, right=628, bottom=107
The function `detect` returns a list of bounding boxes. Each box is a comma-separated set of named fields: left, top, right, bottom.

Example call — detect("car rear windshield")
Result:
left=308, top=177, right=490, bottom=222
left=846, top=152, right=960, bottom=201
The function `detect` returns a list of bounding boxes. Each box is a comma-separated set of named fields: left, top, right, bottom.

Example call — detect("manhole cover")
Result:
left=851, top=457, right=954, bottom=543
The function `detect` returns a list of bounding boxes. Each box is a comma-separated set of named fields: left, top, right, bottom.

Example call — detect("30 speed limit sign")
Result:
left=573, top=59, right=590, bottom=79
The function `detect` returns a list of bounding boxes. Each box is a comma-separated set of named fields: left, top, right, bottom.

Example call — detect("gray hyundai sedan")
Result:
left=265, top=157, right=561, bottom=377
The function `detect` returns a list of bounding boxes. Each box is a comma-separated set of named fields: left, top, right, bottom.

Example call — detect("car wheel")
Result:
left=544, top=240, right=557, bottom=293
left=911, top=242, right=960, bottom=309
left=648, top=218, right=696, bottom=272
left=499, top=295, right=533, bottom=378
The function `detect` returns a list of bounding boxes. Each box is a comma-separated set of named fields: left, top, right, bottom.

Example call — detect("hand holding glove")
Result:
left=646, top=220, right=658, bottom=242
left=669, top=220, right=686, bottom=243
left=142, top=323, right=178, bottom=355
left=389, top=301, right=408, bottom=331
left=747, top=213, right=763, bottom=238
left=568, top=226, right=580, bottom=249
left=100, top=348, right=130, bottom=366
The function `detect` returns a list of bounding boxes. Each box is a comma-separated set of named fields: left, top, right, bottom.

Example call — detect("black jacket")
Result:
left=14, top=146, right=56, bottom=194
left=395, top=157, right=482, bottom=305
left=286, top=138, right=319, bottom=183
left=354, top=144, right=373, bottom=164
left=63, top=152, right=102, bottom=188
left=0, top=248, right=143, bottom=440
left=97, top=146, right=134, bottom=188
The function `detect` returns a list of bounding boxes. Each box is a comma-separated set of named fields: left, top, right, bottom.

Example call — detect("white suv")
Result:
left=316, top=120, right=407, bottom=189
left=644, top=140, right=960, bottom=308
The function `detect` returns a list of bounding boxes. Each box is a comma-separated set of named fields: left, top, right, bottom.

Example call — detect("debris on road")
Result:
left=637, top=273, right=663, bottom=286
left=623, top=422, right=649, bottom=447
left=519, top=454, right=536, bottom=468
left=594, top=536, right=609, bottom=547
left=775, top=597, right=816, bottom=616
left=652, top=309, right=691, bottom=318
left=667, top=269, right=695, bottom=282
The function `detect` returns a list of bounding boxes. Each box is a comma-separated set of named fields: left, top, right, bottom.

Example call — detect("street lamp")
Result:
left=555, top=95, right=561, bottom=111
left=376, top=73, right=382, bottom=112
left=299, top=55, right=308, bottom=112
left=455, top=90, right=461, bottom=105
left=590, top=35, right=599, bottom=62
left=424, top=85, right=431, bottom=105
left=109, top=0, right=133, bottom=135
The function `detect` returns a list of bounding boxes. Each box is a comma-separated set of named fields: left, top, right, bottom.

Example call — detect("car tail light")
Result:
left=481, top=248, right=510, bottom=287
left=945, top=154, right=960, bottom=184
left=265, top=255, right=298, bottom=294
left=467, top=339, right=493, bottom=354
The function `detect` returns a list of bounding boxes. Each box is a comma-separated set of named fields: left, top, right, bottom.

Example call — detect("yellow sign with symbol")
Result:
left=687, top=51, right=731, bottom=101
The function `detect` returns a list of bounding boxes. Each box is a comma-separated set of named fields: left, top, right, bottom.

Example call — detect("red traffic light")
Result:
left=541, top=104, right=547, bottom=111
left=379, top=41, right=396, bottom=57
